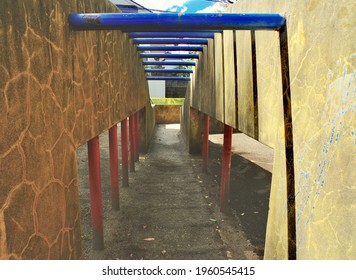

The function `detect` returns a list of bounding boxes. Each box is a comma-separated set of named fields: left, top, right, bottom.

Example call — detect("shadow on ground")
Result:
left=206, top=140, right=272, bottom=256
left=77, top=125, right=273, bottom=259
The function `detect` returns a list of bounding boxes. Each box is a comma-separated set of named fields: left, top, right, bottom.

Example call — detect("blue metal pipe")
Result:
left=145, top=69, right=193, bottom=74
left=143, top=61, right=196, bottom=66
left=141, top=53, right=199, bottom=59
left=129, top=32, right=217, bottom=38
left=68, top=13, right=285, bottom=31
left=137, top=45, right=203, bottom=52
left=133, top=38, right=208, bottom=45
left=146, top=76, right=191, bottom=81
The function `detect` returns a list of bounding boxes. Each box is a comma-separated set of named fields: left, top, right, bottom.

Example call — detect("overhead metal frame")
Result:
left=145, top=69, right=193, bottom=74
left=140, top=53, right=199, bottom=59
left=142, top=61, right=196, bottom=66
left=68, top=13, right=285, bottom=31
left=146, top=76, right=191, bottom=81
left=129, top=31, right=217, bottom=38
left=137, top=45, right=204, bottom=52
left=132, top=38, right=209, bottom=45
left=68, top=13, right=285, bottom=80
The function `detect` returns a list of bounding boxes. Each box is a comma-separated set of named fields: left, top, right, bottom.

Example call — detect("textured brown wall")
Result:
left=155, top=105, right=181, bottom=124
left=0, top=0, right=150, bottom=259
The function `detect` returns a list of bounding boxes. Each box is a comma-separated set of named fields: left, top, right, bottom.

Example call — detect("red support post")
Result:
left=121, top=118, right=129, bottom=187
left=202, top=114, right=210, bottom=172
left=109, top=125, right=120, bottom=210
left=129, top=114, right=135, bottom=172
left=135, top=111, right=140, bottom=162
left=87, top=136, right=104, bottom=250
left=220, top=125, right=233, bottom=212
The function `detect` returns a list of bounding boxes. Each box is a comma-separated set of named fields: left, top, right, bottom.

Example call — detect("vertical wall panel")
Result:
left=222, top=31, right=236, bottom=127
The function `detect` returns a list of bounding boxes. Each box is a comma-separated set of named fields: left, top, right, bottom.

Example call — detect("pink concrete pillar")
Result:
left=87, top=136, right=104, bottom=250
left=220, top=125, right=233, bottom=212
left=129, top=114, right=135, bottom=172
left=121, top=118, right=129, bottom=187
left=109, top=125, right=119, bottom=210
left=134, top=111, right=140, bottom=162
left=202, top=114, right=210, bottom=172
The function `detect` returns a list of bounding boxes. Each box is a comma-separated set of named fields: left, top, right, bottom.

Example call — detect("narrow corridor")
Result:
left=77, top=124, right=269, bottom=260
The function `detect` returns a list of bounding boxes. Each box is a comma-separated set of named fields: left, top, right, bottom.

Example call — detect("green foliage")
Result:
left=174, top=60, right=193, bottom=77
left=172, top=66, right=191, bottom=77
left=151, top=98, right=185, bottom=105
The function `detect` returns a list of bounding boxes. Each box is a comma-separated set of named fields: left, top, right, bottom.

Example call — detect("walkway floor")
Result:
left=77, top=124, right=272, bottom=260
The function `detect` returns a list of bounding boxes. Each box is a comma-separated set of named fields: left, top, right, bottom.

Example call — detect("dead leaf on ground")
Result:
left=227, top=250, right=233, bottom=259
left=143, top=237, right=155, bottom=241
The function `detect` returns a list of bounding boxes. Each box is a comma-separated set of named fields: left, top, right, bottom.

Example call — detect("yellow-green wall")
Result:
left=230, top=0, right=355, bottom=259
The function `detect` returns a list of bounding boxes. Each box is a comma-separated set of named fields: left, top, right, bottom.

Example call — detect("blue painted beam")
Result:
left=137, top=45, right=203, bottom=52
left=133, top=38, right=208, bottom=45
left=146, top=76, right=191, bottom=81
left=129, top=32, right=217, bottom=38
left=141, top=53, right=199, bottom=59
left=145, top=69, right=193, bottom=74
left=143, top=61, right=196, bottom=66
left=68, top=13, right=285, bottom=31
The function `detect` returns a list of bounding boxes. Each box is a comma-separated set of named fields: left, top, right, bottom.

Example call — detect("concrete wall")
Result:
left=0, top=0, right=151, bottom=259
left=230, top=0, right=355, bottom=259
left=155, top=105, right=181, bottom=124
left=181, top=33, right=237, bottom=153
left=166, top=80, right=188, bottom=98
left=187, top=36, right=236, bottom=128
left=139, top=102, right=156, bottom=153
left=180, top=0, right=355, bottom=260
left=181, top=90, right=203, bottom=155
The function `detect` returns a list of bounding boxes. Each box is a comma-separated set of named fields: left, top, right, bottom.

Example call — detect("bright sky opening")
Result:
left=110, top=0, right=232, bottom=13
